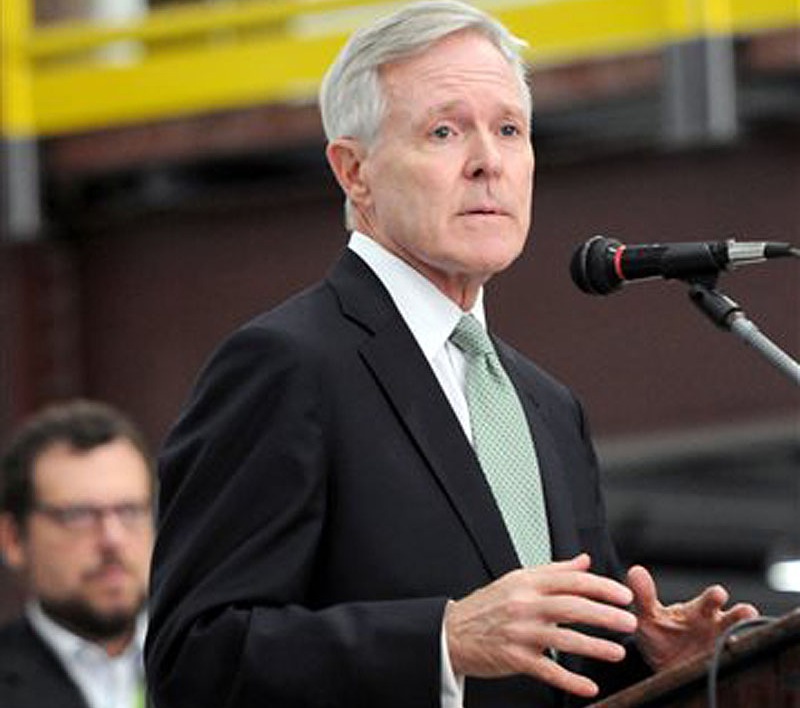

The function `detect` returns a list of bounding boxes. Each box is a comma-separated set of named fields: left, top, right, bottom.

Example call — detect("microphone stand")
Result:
left=687, top=278, right=800, bottom=386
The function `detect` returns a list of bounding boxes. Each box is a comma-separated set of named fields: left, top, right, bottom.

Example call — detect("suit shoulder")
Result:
left=160, top=279, right=349, bottom=472
left=0, top=616, right=35, bottom=654
left=0, top=616, right=65, bottom=682
left=248, top=279, right=334, bottom=327
left=220, top=280, right=352, bottom=357
left=0, top=618, right=87, bottom=708
left=497, top=340, right=577, bottom=404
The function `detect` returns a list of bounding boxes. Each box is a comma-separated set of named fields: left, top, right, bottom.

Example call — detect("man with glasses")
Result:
left=0, top=399, right=154, bottom=708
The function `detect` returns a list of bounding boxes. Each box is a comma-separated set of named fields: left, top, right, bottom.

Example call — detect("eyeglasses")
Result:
left=33, top=502, right=152, bottom=532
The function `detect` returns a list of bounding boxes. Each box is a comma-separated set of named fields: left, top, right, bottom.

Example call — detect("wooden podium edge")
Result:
left=589, top=609, right=800, bottom=707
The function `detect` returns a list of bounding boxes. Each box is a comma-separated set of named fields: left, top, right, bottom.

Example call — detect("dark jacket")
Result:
left=146, top=250, right=649, bottom=707
left=0, top=616, right=89, bottom=708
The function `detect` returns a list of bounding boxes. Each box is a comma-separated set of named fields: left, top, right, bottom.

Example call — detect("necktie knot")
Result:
left=450, top=314, right=494, bottom=358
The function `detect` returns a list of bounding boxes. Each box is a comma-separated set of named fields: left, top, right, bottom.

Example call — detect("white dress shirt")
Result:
left=27, top=601, right=146, bottom=708
left=349, top=230, right=486, bottom=708
left=348, top=231, right=485, bottom=442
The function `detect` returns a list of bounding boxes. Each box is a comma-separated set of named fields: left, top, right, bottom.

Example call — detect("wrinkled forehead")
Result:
left=378, top=32, right=528, bottom=129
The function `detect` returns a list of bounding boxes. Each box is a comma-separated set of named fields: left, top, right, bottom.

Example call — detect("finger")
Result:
left=514, top=651, right=600, bottom=698
left=533, top=570, right=634, bottom=607
left=544, top=553, right=593, bottom=573
left=719, top=603, right=760, bottom=630
left=627, top=565, right=659, bottom=616
left=539, top=596, right=638, bottom=634
left=691, top=585, right=729, bottom=618
left=538, top=625, right=628, bottom=663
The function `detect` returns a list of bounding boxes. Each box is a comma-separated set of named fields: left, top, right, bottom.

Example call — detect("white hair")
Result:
left=319, top=0, right=532, bottom=227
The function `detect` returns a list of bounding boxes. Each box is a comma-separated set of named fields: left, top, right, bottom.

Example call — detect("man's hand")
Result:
left=444, top=553, right=638, bottom=698
left=627, top=564, right=759, bottom=671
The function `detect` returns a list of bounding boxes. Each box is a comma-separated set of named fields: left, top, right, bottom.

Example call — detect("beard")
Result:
left=40, top=592, right=145, bottom=643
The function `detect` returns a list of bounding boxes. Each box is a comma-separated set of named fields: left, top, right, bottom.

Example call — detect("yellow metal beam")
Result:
left=729, top=0, right=800, bottom=32
left=26, top=0, right=360, bottom=59
left=509, top=0, right=799, bottom=64
left=9, top=0, right=800, bottom=137
left=1, top=0, right=36, bottom=137
left=32, top=33, right=349, bottom=133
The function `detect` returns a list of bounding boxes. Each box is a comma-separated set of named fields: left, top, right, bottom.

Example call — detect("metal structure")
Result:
left=1, top=0, right=799, bottom=239
left=2, top=0, right=796, bottom=135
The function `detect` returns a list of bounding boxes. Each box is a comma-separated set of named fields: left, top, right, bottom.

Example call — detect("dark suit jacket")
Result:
left=146, top=249, right=649, bottom=708
left=0, top=616, right=89, bottom=708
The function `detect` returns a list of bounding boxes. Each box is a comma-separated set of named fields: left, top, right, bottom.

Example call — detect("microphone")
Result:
left=570, top=235, right=796, bottom=295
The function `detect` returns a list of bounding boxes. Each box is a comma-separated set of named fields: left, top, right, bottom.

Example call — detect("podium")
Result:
left=589, top=609, right=800, bottom=708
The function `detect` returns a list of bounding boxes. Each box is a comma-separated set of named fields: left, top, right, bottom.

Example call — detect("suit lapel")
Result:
left=327, top=251, right=520, bottom=579
left=499, top=345, right=581, bottom=562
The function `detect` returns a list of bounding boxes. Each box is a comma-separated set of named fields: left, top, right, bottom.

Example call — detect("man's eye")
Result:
left=500, top=123, right=521, bottom=137
left=431, top=125, right=454, bottom=139
left=62, top=507, right=94, bottom=525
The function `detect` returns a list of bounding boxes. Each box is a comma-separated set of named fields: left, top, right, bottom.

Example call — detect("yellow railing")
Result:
left=2, top=0, right=798, bottom=138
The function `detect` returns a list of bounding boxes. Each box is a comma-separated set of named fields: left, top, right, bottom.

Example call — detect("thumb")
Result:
left=627, top=565, right=660, bottom=617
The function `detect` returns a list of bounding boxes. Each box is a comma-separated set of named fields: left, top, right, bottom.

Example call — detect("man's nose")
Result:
left=465, top=130, right=502, bottom=179
left=95, top=510, right=128, bottom=545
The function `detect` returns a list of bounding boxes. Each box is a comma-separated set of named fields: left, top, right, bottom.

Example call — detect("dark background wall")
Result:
left=60, top=131, right=799, bottom=449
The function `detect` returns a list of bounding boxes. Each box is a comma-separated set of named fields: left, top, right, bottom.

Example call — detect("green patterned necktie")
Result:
left=450, top=314, right=551, bottom=567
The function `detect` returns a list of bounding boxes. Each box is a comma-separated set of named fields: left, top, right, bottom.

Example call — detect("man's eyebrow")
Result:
left=423, top=100, right=467, bottom=119
left=423, top=99, right=527, bottom=120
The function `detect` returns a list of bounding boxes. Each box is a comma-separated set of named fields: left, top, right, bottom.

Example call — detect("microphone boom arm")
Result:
left=688, top=281, right=800, bottom=386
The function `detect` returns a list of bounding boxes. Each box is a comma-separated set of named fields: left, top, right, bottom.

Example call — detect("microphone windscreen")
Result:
left=570, top=236, right=622, bottom=295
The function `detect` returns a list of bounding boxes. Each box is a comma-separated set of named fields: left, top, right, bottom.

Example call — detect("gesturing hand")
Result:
left=627, top=565, right=759, bottom=671
left=445, top=553, right=638, bottom=698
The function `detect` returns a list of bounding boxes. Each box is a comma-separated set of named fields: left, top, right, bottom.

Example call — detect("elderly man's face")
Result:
left=354, top=30, right=534, bottom=308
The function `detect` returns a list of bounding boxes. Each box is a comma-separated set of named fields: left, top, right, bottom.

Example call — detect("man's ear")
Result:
left=326, top=138, right=372, bottom=210
left=0, top=512, right=27, bottom=571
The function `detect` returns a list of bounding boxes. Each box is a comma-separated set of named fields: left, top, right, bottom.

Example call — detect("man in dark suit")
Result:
left=145, top=2, right=758, bottom=706
left=0, top=400, right=154, bottom=708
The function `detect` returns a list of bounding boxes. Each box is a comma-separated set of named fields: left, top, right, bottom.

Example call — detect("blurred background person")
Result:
left=0, top=399, right=155, bottom=708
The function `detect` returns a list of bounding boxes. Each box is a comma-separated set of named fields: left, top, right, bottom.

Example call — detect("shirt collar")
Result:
left=348, top=231, right=486, bottom=361
left=26, top=600, right=146, bottom=664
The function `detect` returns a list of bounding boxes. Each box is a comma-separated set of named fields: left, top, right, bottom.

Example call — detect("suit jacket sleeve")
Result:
left=146, top=319, right=447, bottom=708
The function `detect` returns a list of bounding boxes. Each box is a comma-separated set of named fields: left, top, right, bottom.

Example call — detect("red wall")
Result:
left=2, top=134, right=797, bottom=447
left=63, top=135, right=799, bottom=447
